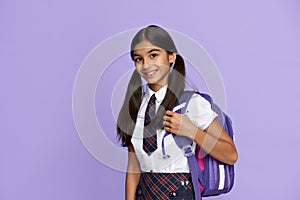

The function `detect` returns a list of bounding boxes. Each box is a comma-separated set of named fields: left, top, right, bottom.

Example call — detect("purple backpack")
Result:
left=162, top=91, right=235, bottom=200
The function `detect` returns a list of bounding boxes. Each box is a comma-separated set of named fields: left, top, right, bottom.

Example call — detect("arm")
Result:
left=126, top=144, right=141, bottom=200
left=163, top=111, right=238, bottom=165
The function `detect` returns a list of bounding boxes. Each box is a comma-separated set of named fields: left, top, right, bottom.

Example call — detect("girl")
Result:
left=117, top=25, right=238, bottom=200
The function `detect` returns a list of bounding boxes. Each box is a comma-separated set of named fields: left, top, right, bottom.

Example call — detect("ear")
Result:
left=168, top=53, right=177, bottom=64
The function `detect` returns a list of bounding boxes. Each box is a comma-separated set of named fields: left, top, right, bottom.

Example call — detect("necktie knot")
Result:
left=144, top=94, right=156, bottom=126
left=150, top=93, right=156, bottom=102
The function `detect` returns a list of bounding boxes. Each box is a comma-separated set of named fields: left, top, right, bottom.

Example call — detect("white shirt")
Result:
left=131, top=85, right=218, bottom=173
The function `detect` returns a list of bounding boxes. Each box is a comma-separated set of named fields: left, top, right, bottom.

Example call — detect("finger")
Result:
left=163, top=115, right=172, bottom=122
left=164, top=126, right=171, bottom=132
left=165, top=110, right=175, bottom=116
left=164, top=120, right=180, bottom=132
left=166, top=111, right=181, bottom=121
left=164, top=117, right=179, bottom=126
left=163, top=120, right=172, bottom=128
left=164, top=126, right=178, bottom=134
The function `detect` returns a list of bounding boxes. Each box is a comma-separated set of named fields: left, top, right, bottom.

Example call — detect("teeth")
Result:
left=147, top=71, right=156, bottom=75
left=145, top=70, right=156, bottom=75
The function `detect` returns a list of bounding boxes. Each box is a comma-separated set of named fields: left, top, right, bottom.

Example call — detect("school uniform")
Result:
left=132, top=84, right=218, bottom=199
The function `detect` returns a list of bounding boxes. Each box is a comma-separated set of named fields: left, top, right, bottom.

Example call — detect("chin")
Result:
left=146, top=81, right=157, bottom=85
left=143, top=77, right=157, bottom=84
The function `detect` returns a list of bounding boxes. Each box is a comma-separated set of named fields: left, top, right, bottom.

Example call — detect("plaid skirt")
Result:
left=135, top=172, right=195, bottom=200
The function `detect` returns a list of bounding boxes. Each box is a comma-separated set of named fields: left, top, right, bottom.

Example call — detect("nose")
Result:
left=142, top=57, right=152, bottom=68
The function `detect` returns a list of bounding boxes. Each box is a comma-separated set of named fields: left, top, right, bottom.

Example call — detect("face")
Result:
left=132, top=40, right=176, bottom=92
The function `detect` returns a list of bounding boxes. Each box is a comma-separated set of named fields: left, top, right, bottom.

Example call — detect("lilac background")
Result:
left=1, top=0, right=300, bottom=199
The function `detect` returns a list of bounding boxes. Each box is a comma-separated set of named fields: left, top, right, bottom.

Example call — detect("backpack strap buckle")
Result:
left=182, top=145, right=194, bottom=157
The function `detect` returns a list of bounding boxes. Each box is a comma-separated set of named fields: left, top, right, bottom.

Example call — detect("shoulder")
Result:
left=187, top=92, right=212, bottom=109
left=185, top=92, right=218, bottom=130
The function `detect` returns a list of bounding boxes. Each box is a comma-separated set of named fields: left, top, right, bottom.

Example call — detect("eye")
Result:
left=133, top=57, right=143, bottom=62
left=150, top=53, right=158, bottom=58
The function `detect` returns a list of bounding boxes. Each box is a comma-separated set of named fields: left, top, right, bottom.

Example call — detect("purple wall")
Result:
left=1, top=0, right=300, bottom=199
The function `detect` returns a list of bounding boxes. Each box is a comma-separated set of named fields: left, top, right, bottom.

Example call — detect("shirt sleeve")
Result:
left=185, top=93, right=218, bottom=130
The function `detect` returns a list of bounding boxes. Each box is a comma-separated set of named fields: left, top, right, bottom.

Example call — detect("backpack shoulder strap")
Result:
left=161, top=90, right=203, bottom=200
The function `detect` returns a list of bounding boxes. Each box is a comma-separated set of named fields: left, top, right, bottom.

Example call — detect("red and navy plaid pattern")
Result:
left=143, top=94, right=157, bottom=155
left=136, top=172, right=194, bottom=200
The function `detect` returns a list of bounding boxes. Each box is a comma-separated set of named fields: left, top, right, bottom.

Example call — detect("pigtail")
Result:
left=117, top=69, right=143, bottom=147
left=168, top=54, right=186, bottom=98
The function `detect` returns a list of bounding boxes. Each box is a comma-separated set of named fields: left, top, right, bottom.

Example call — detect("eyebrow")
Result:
left=132, top=48, right=161, bottom=57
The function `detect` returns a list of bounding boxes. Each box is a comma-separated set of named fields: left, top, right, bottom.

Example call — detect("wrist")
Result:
left=187, top=124, right=199, bottom=140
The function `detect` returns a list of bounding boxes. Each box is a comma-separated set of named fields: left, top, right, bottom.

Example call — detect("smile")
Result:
left=144, top=70, right=158, bottom=77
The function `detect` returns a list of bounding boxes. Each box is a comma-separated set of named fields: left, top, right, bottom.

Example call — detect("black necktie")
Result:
left=143, top=94, right=157, bottom=156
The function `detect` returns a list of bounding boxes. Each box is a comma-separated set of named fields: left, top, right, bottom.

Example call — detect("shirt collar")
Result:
left=145, top=84, right=168, bottom=103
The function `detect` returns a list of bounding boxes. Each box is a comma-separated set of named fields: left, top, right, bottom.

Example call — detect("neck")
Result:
left=149, top=84, right=161, bottom=92
left=148, top=83, right=167, bottom=92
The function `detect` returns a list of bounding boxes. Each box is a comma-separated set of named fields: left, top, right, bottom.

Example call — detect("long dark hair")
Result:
left=117, top=25, right=186, bottom=147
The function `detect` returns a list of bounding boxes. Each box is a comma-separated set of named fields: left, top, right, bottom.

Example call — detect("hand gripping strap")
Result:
left=161, top=91, right=195, bottom=158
